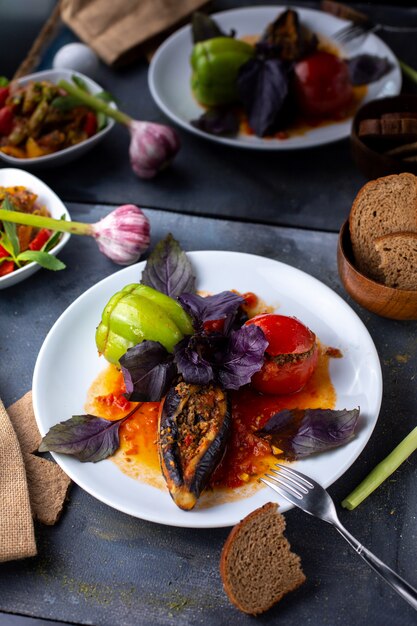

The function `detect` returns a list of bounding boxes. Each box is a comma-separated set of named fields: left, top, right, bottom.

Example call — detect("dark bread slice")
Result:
left=358, top=118, right=417, bottom=149
left=380, top=112, right=417, bottom=121
left=349, top=173, right=417, bottom=281
left=220, top=502, right=305, bottom=615
left=374, top=232, right=417, bottom=290
left=359, top=118, right=417, bottom=137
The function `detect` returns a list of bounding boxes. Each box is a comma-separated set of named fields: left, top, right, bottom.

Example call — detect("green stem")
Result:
left=0, top=208, right=94, bottom=237
left=342, top=426, right=417, bottom=510
left=57, top=79, right=132, bottom=126
left=399, top=60, right=417, bottom=84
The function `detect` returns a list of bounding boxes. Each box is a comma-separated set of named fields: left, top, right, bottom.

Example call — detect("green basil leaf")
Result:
left=51, top=95, right=84, bottom=111
left=0, top=76, right=9, bottom=87
left=0, top=256, right=12, bottom=265
left=95, top=90, right=115, bottom=103
left=1, top=197, right=20, bottom=257
left=17, top=250, right=66, bottom=270
left=43, top=214, right=66, bottom=252
left=97, top=112, right=107, bottom=131
left=0, top=231, right=14, bottom=256
left=72, top=74, right=90, bottom=92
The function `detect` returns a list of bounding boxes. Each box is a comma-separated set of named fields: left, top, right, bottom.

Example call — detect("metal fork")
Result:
left=333, top=20, right=417, bottom=47
left=261, top=463, right=417, bottom=611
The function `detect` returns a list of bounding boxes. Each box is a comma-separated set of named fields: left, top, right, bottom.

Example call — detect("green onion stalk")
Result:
left=57, top=80, right=180, bottom=179
left=0, top=205, right=150, bottom=265
left=399, top=60, right=417, bottom=84
left=342, top=425, right=417, bottom=510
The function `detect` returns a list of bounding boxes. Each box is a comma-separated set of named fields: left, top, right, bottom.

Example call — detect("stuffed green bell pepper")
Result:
left=95, top=284, right=193, bottom=365
left=190, top=37, right=255, bottom=107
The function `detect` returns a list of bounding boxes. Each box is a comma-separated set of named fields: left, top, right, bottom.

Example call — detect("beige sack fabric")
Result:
left=8, top=392, right=71, bottom=526
left=61, top=0, right=208, bottom=65
left=0, top=398, right=37, bottom=562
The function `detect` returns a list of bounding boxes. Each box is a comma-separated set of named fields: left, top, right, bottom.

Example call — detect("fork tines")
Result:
left=333, top=23, right=370, bottom=44
left=260, top=463, right=314, bottom=502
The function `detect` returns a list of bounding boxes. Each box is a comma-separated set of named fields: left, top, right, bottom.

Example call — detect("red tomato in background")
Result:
left=0, top=106, right=14, bottom=135
left=246, top=314, right=318, bottom=395
left=293, top=51, right=353, bottom=118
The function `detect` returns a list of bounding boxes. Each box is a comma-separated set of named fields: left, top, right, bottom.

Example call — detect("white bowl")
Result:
left=0, top=168, right=71, bottom=288
left=0, top=69, right=116, bottom=167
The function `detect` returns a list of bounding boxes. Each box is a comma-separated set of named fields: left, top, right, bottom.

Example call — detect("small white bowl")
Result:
left=0, top=69, right=116, bottom=167
left=0, top=168, right=71, bottom=288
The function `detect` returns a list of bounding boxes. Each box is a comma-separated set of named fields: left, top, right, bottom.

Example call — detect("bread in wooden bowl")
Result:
left=337, top=221, right=417, bottom=320
left=374, top=232, right=417, bottom=290
left=350, top=95, right=417, bottom=179
left=220, top=502, right=305, bottom=615
left=349, top=172, right=417, bottom=282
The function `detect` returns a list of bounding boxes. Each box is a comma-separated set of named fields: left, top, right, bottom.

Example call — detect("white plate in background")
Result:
left=148, top=5, right=401, bottom=149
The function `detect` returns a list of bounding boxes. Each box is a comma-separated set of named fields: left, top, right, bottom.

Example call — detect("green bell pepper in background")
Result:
left=95, top=284, right=193, bottom=365
left=191, top=37, right=255, bottom=107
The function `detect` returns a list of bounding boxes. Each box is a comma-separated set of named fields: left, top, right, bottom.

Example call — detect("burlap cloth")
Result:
left=61, top=0, right=209, bottom=66
left=0, top=393, right=71, bottom=562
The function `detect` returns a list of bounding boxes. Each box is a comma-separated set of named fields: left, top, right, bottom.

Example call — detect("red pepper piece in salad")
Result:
left=0, top=86, right=9, bottom=108
left=28, top=228, right=52, bottom=251
left=0, top=106, right=14, bottom=135
left=0, top=260, right=15, bottom=276
left=83, top=111, right=97, bottom=137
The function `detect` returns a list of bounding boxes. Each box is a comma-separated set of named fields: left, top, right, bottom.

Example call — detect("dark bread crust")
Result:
left=220, top=502, right=305, bottom=615
left=349, top=173, right=417, bottom=281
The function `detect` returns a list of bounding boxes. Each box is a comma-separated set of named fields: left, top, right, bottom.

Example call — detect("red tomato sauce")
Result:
left=85, top=347, right=335, bottom=491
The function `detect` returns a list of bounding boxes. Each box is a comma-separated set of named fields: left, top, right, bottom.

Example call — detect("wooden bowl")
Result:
left=337, top=221, right=417, bottom=320
left=350, top=95, right=417, bottom=180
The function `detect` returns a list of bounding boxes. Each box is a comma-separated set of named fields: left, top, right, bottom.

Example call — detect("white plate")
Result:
left=0, top=69, right=116, bottom=167
left=148, top=6, right=401, bottom=149
left=33, top=252, right=382, bottom=528
left=0, top=168, right=70, bottom=288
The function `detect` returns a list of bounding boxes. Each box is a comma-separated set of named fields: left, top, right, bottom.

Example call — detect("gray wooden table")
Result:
left=1, top=1, right=417, bottom=624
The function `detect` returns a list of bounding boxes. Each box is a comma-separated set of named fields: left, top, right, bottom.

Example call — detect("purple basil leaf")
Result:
left=217, top=324, right=268, bottom=390
left=178, top=291, right=244, bottom=331
left=347, top=55, right=391, bottom=86
left=38, top=411, right=134, bottom=463
left=141, top=233, right=196, bottom=297
left=191, top=12, right=235, bottom=43
left=257, top=408, right=360, bottom=460
left=191, top=108, right=239, bottom=136
left=237, top=57, right=288, bottom=136
left=120, top=340, right=176, bottom=402
left=174, top=335, right=214, bottom=385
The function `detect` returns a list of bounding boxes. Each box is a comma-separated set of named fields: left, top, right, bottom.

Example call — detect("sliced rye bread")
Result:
left=374, top=232, right=417, bottom=290
left=349, top=173, right=417, bottom=282
left=220, top=502, right=305, bottom=615
left=358, top=117, right=417, bottom=150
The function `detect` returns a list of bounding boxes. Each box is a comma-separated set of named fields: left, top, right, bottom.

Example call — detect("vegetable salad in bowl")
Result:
left=0, top=69, right=115, bottom=167
left=0, top=168, right=70, bottom=288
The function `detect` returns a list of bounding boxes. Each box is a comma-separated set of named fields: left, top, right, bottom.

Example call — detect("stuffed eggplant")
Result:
left=158, top=381, right=231, bottom=510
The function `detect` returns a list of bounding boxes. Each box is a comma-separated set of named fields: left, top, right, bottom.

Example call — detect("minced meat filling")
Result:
left=269, top=343, right=316, bottom=366
left=175, top=382, right=223, bottom=468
